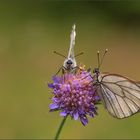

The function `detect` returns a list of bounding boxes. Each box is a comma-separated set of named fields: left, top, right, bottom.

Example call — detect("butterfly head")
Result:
left=63, top=58, right=77, bottom=70
left=94, top=49, right=108, bottom=75
left=93, top=68, right=100, bottom=74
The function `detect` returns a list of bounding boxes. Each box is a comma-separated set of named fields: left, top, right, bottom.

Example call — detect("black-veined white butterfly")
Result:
left=54, top=24, right=83, bottom=75
left=93, top=49, right=140, bottom=119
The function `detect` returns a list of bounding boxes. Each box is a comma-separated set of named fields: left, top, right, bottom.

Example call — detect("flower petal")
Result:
left=60, top=110, right=67, bottom=116
left=49, top=103, right=59, bottom=110
left=52, top=76, right=61, bottom=83
left=73, top=112, right=79, bottom=120
left=80, top=115, right=88, bottom=126
left=52, top=97, right=59, bottom=103
left=48, top=83, right=54, bottom=88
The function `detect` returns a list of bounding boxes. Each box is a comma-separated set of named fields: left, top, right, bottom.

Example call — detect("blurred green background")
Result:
left=0, top=0, right=140, bottom=139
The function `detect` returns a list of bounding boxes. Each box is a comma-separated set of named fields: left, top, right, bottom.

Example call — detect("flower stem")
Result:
left=54, top=116, right=68, bottom=140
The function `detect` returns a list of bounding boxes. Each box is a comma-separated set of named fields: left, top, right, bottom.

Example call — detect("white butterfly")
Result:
left=63, top=24, right=77, bottom=73
left=54, top=24, right=83, bottom=75
left=93, top=49, right=140, bottom=118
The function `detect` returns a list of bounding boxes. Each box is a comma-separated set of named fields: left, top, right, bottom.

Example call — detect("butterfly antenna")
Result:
left=99, top=49, right=108, bottom=68
left=53, top=51, right=67, bottom=58
left=97, top=51, right=100, bottom=69
left=75, top=52, right=84, bottom=58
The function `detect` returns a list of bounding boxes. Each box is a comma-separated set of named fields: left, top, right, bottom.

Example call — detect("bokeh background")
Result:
left=0, top=0, right=140, bottom=139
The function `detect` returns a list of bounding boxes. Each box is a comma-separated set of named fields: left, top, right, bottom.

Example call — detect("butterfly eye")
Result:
left=93, top=68, right=99, bottom=73
left=67, top=60, right=73, bottom=65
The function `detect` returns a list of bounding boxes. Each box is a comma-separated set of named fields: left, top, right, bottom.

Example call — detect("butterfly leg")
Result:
left=73, top=66, right=79, bottom=74
left=62, top=66, right=67, bottom=75
left=61, top=67, right=67, bottom=82
left=54, top=66, right=63, bottom=76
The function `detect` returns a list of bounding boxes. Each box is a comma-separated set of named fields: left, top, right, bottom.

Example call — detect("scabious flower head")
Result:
left=48, top=66, right=100, bottom=125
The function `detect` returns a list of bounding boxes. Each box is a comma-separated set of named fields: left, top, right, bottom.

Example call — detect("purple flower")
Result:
left=48, top=69, right=100, bottom=125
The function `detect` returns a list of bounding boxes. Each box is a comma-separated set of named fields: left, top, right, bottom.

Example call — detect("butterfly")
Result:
left=92, top=49, right=140, bottom=119
left=54, top=24, right=83, bottom=75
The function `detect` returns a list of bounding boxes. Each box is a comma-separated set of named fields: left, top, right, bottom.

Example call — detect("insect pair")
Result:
left=53, top=24, right=140, bottom=119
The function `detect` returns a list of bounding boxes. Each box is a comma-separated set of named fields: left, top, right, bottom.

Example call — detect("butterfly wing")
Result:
left=136, top=82, right=140, bottom=88
left=68, top=24, right=76, bottom=59
left=97, top=73, right=140, bottom=119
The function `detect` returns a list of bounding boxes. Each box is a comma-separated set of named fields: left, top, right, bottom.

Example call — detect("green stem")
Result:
left=54, top=116, right=67, bottom=140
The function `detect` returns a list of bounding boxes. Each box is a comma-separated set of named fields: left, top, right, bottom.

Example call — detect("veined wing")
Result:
left=97, top=73, right=140, bottom=119
left=136, top=82, right=140, bottom=88
left=68, top=24, right=76, bottom=59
